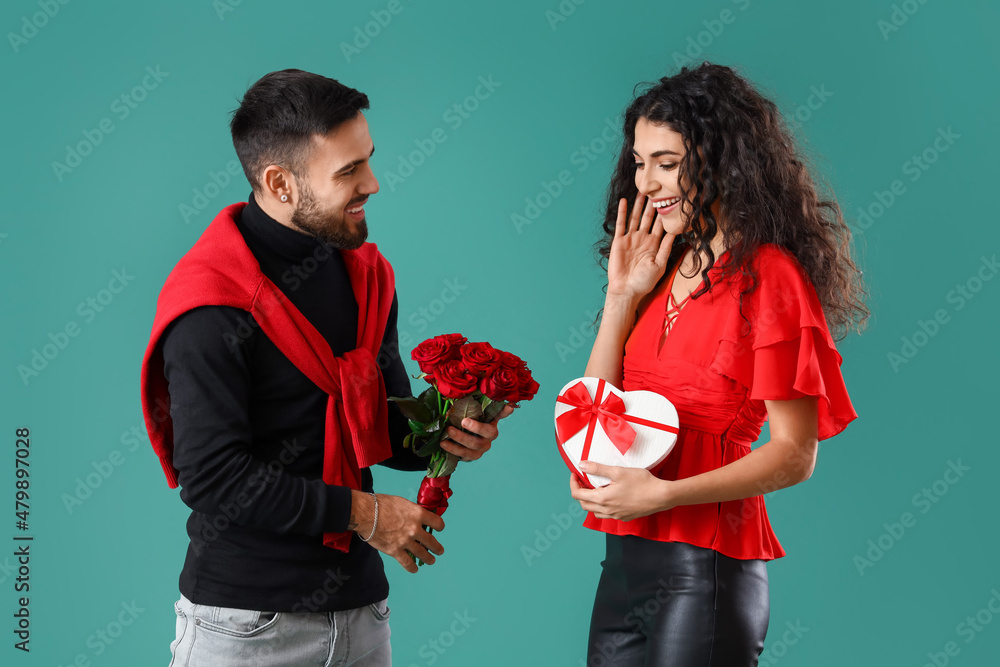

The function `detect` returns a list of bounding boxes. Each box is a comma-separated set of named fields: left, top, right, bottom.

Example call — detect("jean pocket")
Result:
left=192, top=604, right=281, bottom=638
left=367, top=598, right=390, bottom=621
left=168, top=602, right=190, bottom=666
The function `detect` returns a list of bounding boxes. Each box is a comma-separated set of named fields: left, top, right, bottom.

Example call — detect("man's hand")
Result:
left=439, top=404, right=515, bottom=462
left=351, top=491, right=445, bottom=573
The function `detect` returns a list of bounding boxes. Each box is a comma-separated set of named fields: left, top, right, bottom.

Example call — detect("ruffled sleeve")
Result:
left=710, top=245, right=858, bottom=440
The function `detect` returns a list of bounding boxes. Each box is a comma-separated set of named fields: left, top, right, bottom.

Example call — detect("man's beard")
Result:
left=290, top=180, right=368, bottom=250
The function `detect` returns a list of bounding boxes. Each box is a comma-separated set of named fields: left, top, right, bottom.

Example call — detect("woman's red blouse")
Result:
left=582, top=243, right=858, bottom=561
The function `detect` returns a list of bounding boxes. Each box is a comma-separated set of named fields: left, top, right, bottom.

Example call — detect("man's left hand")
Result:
left=440, top=404, right=515, bottom=462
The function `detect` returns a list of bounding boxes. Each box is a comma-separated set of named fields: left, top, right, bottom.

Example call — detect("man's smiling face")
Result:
left=288, top=112, right=379, bottom=249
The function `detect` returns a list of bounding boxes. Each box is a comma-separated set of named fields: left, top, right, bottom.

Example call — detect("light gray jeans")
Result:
left=168, top=593, right=391, bottom=666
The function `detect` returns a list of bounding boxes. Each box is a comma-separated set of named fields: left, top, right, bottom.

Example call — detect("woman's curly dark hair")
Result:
left=596, top=62, right=869, bottom=340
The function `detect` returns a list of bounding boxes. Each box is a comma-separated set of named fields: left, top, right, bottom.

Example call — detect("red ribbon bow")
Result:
left=555, top=379, right=637, bottom=456
left=417, top=475, right=453, bottom=516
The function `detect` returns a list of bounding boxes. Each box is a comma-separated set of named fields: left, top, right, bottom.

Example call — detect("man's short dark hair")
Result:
left=230, top=69, right=369, bottom=192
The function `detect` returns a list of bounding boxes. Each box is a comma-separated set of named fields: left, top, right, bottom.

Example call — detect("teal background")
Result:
left=1, top=0, right=997, bottom=665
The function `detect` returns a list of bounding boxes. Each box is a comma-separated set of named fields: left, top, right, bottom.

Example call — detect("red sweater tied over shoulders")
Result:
left=140, top=202, right=396, bottom=552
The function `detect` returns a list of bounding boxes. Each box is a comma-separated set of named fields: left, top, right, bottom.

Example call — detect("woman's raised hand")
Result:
left=606, top=193, right=677, bottom=300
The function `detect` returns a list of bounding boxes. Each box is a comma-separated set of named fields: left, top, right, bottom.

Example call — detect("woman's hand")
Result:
left=569, top=461, right=677, bottom=521
left=585, top=193, right=677, bottom=388
left=606, top=193, right=677, bottom=301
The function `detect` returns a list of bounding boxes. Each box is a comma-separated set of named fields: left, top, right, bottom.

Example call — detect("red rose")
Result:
left=460, top=342, right=502, bottom=377
left=436, top=333, right=468, bottom=348
left=411, top=333, right=466, bottom=374
left=479, top=368, right=521, bottom=402
left=498, top=351, right=524, bottom=371
left=433, top=360, right=479, bottom=399
left=514, top=367, right=539, bottom=403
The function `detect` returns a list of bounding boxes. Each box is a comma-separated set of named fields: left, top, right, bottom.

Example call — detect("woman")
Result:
left=569, top=62, right=868, bottom=666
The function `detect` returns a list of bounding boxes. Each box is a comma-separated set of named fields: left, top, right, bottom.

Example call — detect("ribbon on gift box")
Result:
left=555, top=379, right=680, bottom=462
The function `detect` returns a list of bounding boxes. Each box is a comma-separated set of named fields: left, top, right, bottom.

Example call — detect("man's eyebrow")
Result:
left=632, top=148, right=680, bottom=158
left=335, top=144, right=376, bottom=174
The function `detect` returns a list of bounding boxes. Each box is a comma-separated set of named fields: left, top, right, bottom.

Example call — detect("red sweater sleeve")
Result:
left=711, top=245, right=858, bottom=440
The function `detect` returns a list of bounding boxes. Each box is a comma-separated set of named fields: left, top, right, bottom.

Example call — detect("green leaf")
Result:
left=416, top=428, right=445, bottom=457
left=418, top=387, right=439, bottom=414
left=447, top=395, right=484, bottom=429
left=390, top=396, right=433, bottom=422
left=437, top=452, right=460, bottom=477
left=403, top=433, right=414, bottom=450
left=482, top=399, right=507, bottom=422
left=408, top=419, right=430, bottom=436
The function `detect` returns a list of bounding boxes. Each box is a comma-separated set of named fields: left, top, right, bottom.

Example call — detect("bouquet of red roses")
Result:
left=389, top=333, right=538, bottom=564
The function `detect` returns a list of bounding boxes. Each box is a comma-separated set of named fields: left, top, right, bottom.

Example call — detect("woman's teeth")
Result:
left=652, top=196, right=681, bottom=209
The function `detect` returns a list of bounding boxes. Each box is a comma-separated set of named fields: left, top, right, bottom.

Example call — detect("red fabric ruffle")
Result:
left=710, top=245, right=857, bottom=440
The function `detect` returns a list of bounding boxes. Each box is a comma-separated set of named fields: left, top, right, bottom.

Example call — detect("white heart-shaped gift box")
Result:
left=554, top=377, right=680, bottom=488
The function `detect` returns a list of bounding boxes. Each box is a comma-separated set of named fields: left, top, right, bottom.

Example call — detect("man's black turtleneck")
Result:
left=160, top=193, right=425, bottom=612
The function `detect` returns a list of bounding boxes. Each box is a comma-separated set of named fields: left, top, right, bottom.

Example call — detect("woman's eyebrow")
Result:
left=631, top=148, right=680, bottom=158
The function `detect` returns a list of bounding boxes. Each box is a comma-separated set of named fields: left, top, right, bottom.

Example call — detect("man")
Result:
left=140, top=69, right=510, bottom=665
